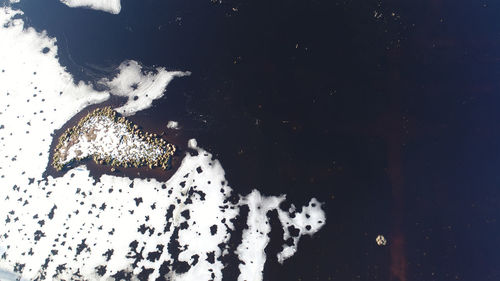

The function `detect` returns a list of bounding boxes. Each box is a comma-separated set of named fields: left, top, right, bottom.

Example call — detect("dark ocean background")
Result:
left=9, top=0, right=500, bottom=280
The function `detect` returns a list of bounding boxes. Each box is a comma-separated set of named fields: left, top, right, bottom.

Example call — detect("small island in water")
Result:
left=52, top=107, right=176, bottom=171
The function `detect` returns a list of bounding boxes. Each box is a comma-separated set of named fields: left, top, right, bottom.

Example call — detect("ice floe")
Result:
left=100, top=60, right=191, bottom=116
left=0, top=5, right=326, bottom=281
left=166, top=120, right=180, bottom=130
left=60, top=0, right=122, bottom=14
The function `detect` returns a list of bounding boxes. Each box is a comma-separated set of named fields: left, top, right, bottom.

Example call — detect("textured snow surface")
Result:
left=60, top=0, right=122, bottom=14
left=0, top=6, right=326, bottom=281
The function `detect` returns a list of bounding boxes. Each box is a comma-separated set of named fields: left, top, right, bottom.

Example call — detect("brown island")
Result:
left=52, top=107, right=176, bottom=171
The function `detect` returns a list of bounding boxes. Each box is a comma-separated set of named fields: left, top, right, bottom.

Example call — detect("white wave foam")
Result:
left=0, top=6, right=326, bottom=281
left=60, top=0, right=121, bottom=14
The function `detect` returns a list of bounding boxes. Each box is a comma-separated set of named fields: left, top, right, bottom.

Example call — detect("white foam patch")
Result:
left=0, top=6, right=326, bottom=281
left=60, top=0, right=121, bottom=14
left=101, top=60, right=191, bottom=116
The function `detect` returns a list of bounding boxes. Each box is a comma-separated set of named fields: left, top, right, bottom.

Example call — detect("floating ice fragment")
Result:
left=276, top=197, right=326, bottom=263
left=188, top=138, right=198, bottom=149
left=60, top=0, right=122, bottom=14
left=236, top=190, right=285, bottom=281
left=166, top=120, right=180, bottom=129
left=101, top=60, right=190, bottom=116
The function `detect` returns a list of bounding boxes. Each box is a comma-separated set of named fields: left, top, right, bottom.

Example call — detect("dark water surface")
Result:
left=12, top=0, right=500, bottom=280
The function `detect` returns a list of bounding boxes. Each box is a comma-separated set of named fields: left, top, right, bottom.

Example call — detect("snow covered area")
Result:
left=0, top=5, right=326, bottom=281
left=60, top=0, right=122, bottom=14
left=100, top=60, right=191, bottom=116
